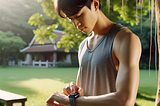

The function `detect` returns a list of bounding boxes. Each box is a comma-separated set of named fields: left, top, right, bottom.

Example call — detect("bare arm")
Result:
left=75, top=28, right=142, bottom=106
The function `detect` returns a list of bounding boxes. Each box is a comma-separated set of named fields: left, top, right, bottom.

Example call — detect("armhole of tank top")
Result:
left=79, top=38, right=87, bottom=55
left=110, top=25, right=125, bottom=74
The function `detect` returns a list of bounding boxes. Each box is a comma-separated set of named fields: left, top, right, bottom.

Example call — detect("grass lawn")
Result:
left=0, top=66, right=158, bottom=106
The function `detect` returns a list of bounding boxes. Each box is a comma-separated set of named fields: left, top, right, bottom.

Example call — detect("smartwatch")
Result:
left=68, top=93, right=79, bottom=106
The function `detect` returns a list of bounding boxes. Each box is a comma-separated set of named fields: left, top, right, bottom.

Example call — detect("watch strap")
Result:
left=69, top=98, right=76, bottom=106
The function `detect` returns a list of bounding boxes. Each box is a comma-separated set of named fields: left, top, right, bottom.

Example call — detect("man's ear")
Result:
left=93, top=0, right=99, bottom=11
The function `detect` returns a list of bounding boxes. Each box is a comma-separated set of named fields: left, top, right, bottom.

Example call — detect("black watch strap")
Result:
left=69, top=93, right=79, bottom=106
left=69, top=98, right=76, bottom=106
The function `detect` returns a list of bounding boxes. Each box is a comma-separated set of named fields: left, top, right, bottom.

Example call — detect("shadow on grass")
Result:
left=136, top=93, right=155, bottom=101
left=0, top=67, right=78, bottom=84
left=134, top=93, right=155, bottom=106
left=0, top=83, right=38, bottom=106
left=0, top=83, right=38, bottom=97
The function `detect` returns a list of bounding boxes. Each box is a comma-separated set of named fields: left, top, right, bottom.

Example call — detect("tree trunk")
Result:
left=2, top=55, right=6, bottom=67
left=1, top=52, right=7, bottom=67
left=155, top=0, right=160, bottom=105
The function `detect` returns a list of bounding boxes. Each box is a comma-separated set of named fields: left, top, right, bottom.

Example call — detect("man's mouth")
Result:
left=79, top=27, right=85, bottom=31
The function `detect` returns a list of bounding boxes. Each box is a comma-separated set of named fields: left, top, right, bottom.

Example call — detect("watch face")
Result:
left=69, top=93, right=80, bottom=99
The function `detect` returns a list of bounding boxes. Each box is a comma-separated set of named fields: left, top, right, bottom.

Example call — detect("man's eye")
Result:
left=75, top=15, right=80, bottom=18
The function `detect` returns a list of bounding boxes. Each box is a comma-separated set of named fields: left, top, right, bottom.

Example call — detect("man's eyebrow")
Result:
left=67, top=9, right=82, bottom=19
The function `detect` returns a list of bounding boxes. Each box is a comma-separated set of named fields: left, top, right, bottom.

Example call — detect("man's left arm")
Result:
left=113, top=28, right=142, bottom=106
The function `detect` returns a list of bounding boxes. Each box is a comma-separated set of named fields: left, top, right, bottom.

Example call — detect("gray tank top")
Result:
left=77, top=24, right=124, bottom=96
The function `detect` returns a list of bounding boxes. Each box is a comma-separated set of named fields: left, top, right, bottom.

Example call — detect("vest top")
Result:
left=77, top=24, right=124, bottom=96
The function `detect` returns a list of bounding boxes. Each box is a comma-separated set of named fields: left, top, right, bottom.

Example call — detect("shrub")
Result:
left=56, top=61, right=72, bottom=67
left=0, top=102, right=4, bottom=106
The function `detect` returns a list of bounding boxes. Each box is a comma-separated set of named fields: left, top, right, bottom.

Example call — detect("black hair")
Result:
left=55, top=0, right=101, bottom=18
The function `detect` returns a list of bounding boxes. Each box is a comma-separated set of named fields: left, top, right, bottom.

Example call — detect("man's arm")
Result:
left=75, top=28, right=142, bottom=106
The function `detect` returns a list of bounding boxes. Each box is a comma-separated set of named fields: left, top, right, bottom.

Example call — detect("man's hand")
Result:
left=46, top=82, right=83, bottom=106
left=46, top=92, right=70, bottom=106
left=62, top=82, right=84, bottom=96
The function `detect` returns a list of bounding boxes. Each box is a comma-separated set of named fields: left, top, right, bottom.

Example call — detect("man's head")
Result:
left=54, top=0, right=101, bottom=18
left=54, top=0, right=101, bottom=34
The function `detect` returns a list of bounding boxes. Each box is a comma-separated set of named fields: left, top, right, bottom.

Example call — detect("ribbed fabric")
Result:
left=77, top=24, right=124, bottom=96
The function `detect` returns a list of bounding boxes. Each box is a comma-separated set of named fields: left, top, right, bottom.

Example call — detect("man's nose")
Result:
left=72, top=19, right=81, bottom=28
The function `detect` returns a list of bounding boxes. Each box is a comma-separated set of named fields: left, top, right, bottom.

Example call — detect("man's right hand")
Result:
left=62, top=82, right=84, bottom=96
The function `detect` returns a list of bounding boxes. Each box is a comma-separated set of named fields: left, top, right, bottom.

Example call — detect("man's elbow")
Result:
left=117, top=93, right=136, bottom=106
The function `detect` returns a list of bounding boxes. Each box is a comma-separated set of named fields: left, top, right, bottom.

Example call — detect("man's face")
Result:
left=68, top=4, right=98, bottom=34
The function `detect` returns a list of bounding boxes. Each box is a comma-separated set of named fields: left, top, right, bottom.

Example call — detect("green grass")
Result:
left=136, top=70, right=158, bottom=106
left=0, top=66, right=158, bottom=106
left=0, top=66, right=78, bottom=106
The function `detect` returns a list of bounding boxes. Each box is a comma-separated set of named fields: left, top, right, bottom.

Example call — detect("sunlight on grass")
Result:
left=7, top=78, right=68, bottom=106
left=17, top=79, right=66, bottom=106
left=0, top=67, right=78, bottom=106
left=5, top=78, right=67, bottom=106
left=7, top=78, right=67, bottom=93
left=136, top=98, right=155, bottom=106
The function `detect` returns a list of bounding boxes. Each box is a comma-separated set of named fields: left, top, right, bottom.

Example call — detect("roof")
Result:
left=20, top=30, right=77, bottom=53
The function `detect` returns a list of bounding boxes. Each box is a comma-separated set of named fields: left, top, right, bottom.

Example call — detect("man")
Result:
left=46, top=0, right=141, bottom=106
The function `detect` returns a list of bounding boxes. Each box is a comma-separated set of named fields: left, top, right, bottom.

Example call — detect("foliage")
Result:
left=0, top=0, right=44, bottom=43
left=0, top=54, right=2, bottom=65
left=0, top=31, right=26, bottom=53
left=101, top=0, right=148, bottom=25
left=56, top=61, right=72, bottom=67
left=0, top=31, right=26, bottom=67
left=0, top=103, right=4, bottom=106
left=56, top=59, right=79, bottom=67
left=116, top=11, right=157, bottom=69
left=28, top=0, right=150, bottom=52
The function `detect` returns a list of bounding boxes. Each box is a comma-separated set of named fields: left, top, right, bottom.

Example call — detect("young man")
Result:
left=46, top=0, right=142, bottom=106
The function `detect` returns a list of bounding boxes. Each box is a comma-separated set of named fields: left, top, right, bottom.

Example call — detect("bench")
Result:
left=0, top=90, right=27, bottom=106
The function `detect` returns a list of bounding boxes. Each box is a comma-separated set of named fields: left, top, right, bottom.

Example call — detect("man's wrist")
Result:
left=68, top=93, right=79, bottom=106
left=69, top=98, right=76, bottom=106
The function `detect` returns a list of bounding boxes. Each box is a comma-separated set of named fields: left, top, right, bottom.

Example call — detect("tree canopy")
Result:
left=28, top=0, right=149, bottom=52
left=0, top=31, right=26, bottom=67
left=0, top=0, right=44, bottom=43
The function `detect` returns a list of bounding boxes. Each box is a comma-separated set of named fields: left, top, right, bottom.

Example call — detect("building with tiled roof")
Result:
left=15, top=30, right=78, bottom=67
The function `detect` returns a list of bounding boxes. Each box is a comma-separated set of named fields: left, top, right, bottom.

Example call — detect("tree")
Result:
left=0, top=0, right=44, bottom=43
left=155, top=0, right=160, bottom=105
left=0, top=31, right=26, bottom=67
left=28, top=0, right=149, bottom=52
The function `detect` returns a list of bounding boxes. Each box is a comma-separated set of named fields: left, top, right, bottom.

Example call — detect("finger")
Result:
left=78, top=88, right=84, bottom=96
left=46, top=98, right=53, bottom=104
left=70, top=82, right=75, bottom=93
left=65, top=84, right=72, bottom=94
left=46, top=103, right=54, bottom=106
left=62, top=87, right=71, bottom=95
left=46, top=93, right=57, bottom=104
left=54, top=102, right=60, bottom=106
left=70, top=82, right=79, bottom=93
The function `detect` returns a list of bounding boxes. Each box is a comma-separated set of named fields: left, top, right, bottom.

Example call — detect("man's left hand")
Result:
left=46, top=92, right=70, bottom=106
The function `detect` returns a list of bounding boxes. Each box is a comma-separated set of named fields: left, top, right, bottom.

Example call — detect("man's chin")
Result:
left=81, top=29, right=91, bottom=34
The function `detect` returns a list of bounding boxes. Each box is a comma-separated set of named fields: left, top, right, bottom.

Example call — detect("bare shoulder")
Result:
left=114, top=27, right=140, bottom=45
left=113, top=27, right=142, bottom=63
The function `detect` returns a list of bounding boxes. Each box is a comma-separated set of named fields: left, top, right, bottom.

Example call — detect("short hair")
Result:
left=54, top=0, right=101, bottom=18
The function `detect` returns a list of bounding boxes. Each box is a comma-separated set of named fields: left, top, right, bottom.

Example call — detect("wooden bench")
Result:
left=0, top=90, right=27, bottom=106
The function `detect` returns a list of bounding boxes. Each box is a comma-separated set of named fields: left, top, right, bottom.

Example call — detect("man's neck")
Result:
left=92, top=10, right=115, bottom=36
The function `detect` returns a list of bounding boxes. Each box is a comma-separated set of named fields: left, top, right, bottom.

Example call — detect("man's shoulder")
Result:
left=80, top=37, right=88, bottom=46
left=113, top=27, right=141, bottom=56
left=79, top=37, right=88, bottom=50
left=115, top=27, right=139, bottom=43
